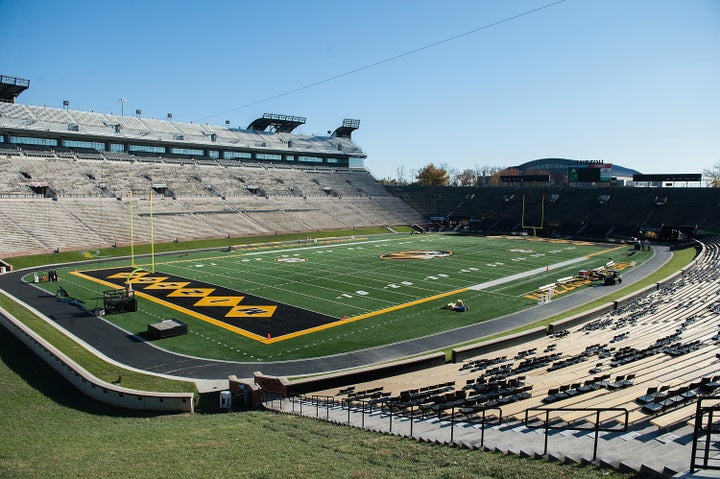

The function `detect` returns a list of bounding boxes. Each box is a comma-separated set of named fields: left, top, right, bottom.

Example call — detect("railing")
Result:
left=266, top=393, right=501, bottom=448
left=690, top=396, right=720, bottom=473
left=524, top=407, right=628, bottom=461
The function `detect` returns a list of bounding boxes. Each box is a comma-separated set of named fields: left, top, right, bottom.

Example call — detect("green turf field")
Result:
left=28, top=234, right=650, bottom=362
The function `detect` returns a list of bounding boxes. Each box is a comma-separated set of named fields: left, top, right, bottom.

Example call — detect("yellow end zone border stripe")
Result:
left=584, top=244, right=627, bottom=258
left=70, top=270, right=268, bottom=342
left=70, top=268, right=470, bottom=345
left=265, top=287, right=471, bottom=344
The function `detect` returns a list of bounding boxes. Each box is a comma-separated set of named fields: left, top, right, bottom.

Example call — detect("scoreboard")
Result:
left=568, top=160, right=612, bottom=183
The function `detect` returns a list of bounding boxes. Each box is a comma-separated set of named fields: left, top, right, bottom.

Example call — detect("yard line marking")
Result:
left=241, top=238, right=393, bottom=257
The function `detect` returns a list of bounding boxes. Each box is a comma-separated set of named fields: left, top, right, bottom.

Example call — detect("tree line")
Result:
left=380, top=163, right=513, bottom=187
left=380, top=162, right=720, bottom=187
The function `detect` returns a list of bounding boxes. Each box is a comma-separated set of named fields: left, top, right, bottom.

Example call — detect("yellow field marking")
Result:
left=264, top=287, right=471, bottom=344
left=584, top=244, right=626, bottom=258
left=69, top=270, right=268, bottom=342
left=167, top=287, right=216, bottom=298
left=129, top=276, right=168, bottom=285
left=107, top=271, right=150, bottom=280
left=193, top=296, right=245, bottom=307
left=227, top=305, right=277, bottom=318
left=71, top=270, right=127, bottom=291
left=143, top=281, right=191, bottom=290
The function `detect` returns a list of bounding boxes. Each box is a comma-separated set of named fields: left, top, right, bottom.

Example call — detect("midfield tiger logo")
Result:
left=275, top=257, right=308, bottom=263
left=380, top=250, right=453, bottom=260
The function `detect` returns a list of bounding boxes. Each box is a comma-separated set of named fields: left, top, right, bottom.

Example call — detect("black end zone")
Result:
left=79, top=267, right=338, bottom=341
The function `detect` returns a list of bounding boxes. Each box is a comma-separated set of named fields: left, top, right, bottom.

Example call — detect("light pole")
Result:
left=118, top=97, right=127, bottom=116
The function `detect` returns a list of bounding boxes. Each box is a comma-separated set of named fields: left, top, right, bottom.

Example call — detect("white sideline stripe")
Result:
left=242, top=238, right=393, bottom=256
left=467, top=257, right=588, bottom=291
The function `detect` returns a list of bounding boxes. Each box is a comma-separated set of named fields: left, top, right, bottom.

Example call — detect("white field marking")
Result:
left=241, top=238, right=393, bottom=257
left=174, top=257, right=400, bottom=314
left=467, top=256, right=587, bottom=291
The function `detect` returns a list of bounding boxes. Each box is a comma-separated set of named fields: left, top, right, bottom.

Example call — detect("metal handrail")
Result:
left=690, top=396, right=720, bottom=473
left=524, top=407, right=628, bottom=461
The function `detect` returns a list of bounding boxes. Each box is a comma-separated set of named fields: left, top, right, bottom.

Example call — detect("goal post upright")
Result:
left=521, top=194, right=545, bottom=236
left=129, top=190, right=135, bottom=268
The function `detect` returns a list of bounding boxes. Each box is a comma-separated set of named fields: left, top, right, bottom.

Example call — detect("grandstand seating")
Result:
left=0, top=151, right=425, bottom=255
left=387, top=185, right=720, bottom=239
left=302, top=237, right=720, bottom=433
left=0, top=103, right=363, bottom=159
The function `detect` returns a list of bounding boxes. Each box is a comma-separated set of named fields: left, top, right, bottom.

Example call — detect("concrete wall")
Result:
left=256, top=352, right=447, bottom=397
left=0, top=305, right=195, bottom=413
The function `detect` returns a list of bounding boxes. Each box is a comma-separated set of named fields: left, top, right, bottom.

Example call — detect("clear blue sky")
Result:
left=3, top=0, right=718, bottom=181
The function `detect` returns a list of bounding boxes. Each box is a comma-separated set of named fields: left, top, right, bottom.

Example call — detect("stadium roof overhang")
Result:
left=331, top=118, right=360, bottom=139
left=0, top=74, right=30, bottom=102
left=247, top=113, right=306, bottom=133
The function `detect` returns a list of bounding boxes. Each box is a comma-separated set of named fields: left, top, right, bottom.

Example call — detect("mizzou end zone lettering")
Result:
left=524, top=261, right=635, bottom=301
left=71, top=267, right=338, bottom=342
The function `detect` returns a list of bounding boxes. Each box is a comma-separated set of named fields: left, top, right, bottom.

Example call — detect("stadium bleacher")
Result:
left=387, top=185, right=720, bottom=240
left=0, top=150, right=425, bottom=255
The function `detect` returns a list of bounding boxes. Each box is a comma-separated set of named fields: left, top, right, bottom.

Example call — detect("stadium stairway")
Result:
left=264, top=395, right=712, bottom=478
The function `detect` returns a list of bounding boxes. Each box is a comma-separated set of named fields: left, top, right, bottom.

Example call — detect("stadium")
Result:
left=2, top=73, right=720, bottom=478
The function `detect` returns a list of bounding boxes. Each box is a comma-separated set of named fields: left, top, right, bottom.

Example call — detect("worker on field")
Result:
left=443, top=299, right=468, bottom=312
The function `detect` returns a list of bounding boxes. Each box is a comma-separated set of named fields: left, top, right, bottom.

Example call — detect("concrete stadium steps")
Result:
left=0, top=157, right=42, bottom=196
left=0, top=193, right=419, bottom=256
left=364, top=196, right=425, bottom=225
left=265, top=397, right=696, bottom=477
left=0, top=206, right=51, bottom=255
left=130, top=198, right=224, bottom=241
left=174, top=198, right=271, bottom=237
left=8, top=155, right=100, bottom=197
left=0, top=199, right=105, bottom=252
left=242, top=208, right=312, bottom=233
left=55, top=198, right=151, bottom=245
left=0, top=153, right=402, bottom=205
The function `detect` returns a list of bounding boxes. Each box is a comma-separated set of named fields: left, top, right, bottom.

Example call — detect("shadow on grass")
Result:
left=0, top=325, right=179, bottom=419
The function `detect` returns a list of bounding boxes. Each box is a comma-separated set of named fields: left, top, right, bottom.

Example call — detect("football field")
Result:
left=42, top=233, right=647, bottom=361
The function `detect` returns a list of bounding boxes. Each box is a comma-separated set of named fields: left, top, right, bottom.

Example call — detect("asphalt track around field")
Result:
left=0, top=244, right=673, bottom=383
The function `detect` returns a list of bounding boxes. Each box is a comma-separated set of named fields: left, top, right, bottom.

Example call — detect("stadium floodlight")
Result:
left=62, top=100, right=69, bottom=110
left=118, top=97, right=127, bottom=116
left=135, top=109, right=141, bottom=118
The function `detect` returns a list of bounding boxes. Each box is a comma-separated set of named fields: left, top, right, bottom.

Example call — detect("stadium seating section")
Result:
left=0, top=150, right=424, bottom=255
left=386, top=185, right=720, bottom=240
